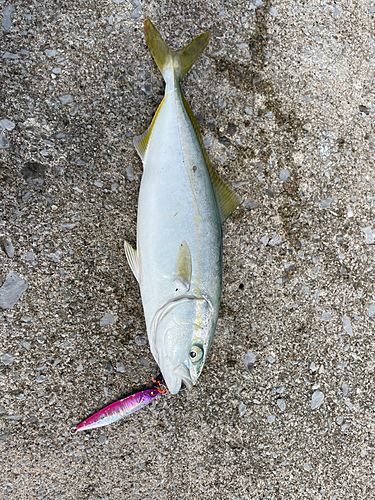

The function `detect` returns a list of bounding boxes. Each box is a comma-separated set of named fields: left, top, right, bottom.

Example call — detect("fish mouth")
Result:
left=160, top=362, right=193, bottom=395
left=174, top=363, right=193, bottom=391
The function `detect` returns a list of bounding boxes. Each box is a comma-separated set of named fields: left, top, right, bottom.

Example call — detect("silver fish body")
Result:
left=124, top=20, right=239, bottom=394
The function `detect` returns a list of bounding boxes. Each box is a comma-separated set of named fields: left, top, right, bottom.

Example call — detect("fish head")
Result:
left=151, top=295, right=215, bottom=394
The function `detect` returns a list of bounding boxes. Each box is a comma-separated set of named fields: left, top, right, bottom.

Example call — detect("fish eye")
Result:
left=150, top=390, right=157, bottom=397
left=189, top=345, right=203, bottom=363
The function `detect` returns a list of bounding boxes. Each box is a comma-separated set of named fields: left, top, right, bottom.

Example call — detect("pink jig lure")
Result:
left=71, top=381, right=166, bottom=433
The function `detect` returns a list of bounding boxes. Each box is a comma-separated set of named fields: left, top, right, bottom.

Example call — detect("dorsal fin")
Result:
left=133, top=96, right=165, bottom=162
left=181, top=94, right=240, bottom=223
left=175, top=240, right=192, bottom=291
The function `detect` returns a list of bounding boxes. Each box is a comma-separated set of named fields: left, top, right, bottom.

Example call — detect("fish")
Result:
left=72, top=381, right=165, bottom=433
left=124, top=19, right=239, bottom=395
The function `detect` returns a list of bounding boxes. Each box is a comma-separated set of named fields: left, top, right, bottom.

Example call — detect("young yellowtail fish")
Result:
left=71, top=378, right=166, bottom=433
left=124, top=20, right=239, bottom=395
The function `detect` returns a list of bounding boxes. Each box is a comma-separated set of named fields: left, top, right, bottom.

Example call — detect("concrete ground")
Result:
left=1, top=0, right=375, bottom=498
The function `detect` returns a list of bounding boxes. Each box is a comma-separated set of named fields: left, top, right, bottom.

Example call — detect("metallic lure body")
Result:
left=73, top=388, right=161, bottom=432
left=124, top=20, right=239, bottom=394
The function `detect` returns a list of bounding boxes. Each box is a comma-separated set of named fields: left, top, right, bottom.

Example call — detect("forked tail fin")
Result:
left=144, top=19, right=210, bottom=83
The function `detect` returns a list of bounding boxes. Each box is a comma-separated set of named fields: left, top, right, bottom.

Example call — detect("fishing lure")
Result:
left=71, top=378, right=166, bottom=433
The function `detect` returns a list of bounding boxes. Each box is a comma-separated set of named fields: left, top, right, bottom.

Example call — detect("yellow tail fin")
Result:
left=144, top=19, right=210, bottom=83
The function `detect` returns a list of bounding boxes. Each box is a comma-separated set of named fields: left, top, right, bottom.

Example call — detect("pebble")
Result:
left=104, top=361, right=113, bottom=373
left=52, top=67, right=61, bottom=74
left=359, top=105, right=369, bottom=115
left=342, top=316, right=353, bottom=336
left=300, top=285, right=310, bottom=296
left=98, top=435, right=106, bottom=444
left=321, top=312, right=332, bottom=321
left=21, top=162, right=46, bottom=187
left=320, top=198, right=331, bottom=209
left=347, top=205, right=353, bottom=218
left=243, top=200, right=259, bottom=210
left=116, top=361, right=125, bottom=373
left=100, top=314, right=116, bottom=327
left=22, top=342, right=30, bottom=350
left=140, top=358, right=149, bottom=368
left=277, top=399, right=286, bottom=411
left=2, top=5, right=14, bottom=31
left=218, top=98, right=226, bottom=109
left=279, top=169, right=290, bottom=182
left=311, top=390, right=324, bottom=410
left=238, top=402, right=246, bottom=416
left=135, top=334, right=147, bottom=345
left=310, top=362, right=317, bottom=372
left=26, top=251, right=36, bottom=261
left=342, top=383, right=348, bottom=396
left=76, top=364, right=83, bottom=372
left=0, top=273, right=28, bottom=310
left=0, top=119, right=15, bottom=131
left=244, top=107, right=253, bottom=115
left=276, top=276, right=289, bottom=284
left=243, top=350, right=258, bottom=373
left=362, top=227, right=374, bottom=245
left=260, top=236, right=269, bottom=246
left=35, top=375, right=46, bottom=384
left=94, top=181, right=103, bottom=188
left=269, top=6, right=278, bottom=16
left=50, top=250, right=61, bottom=262
left=268, top=356, right=275, bottom=364
left=303, top=463, right=312, bottom=472
left=1, top=353, right=15, bottom=366
left=269, top=235, right=282, bottom=246
left=0, top=134, right=10, bottom=149
left=283, top=263, right=295, bottom=271
left=45, top=49, right=56, bottom=57
left=368, top=304, right=375, bottom=318
left=130, top=0, right=142, bottom=19
left=59, top=94, right=73, bottom=105
left=267, top=415, right=275, bottom=423
left=2, top=52, right=18, bottom=59
left=141, top=84, right=152, bottom=96
left=125, top=165, right=134, bottom=181
left=3, top=414, right=22, bottom=421
left=0, top=236, right=14, bottom=258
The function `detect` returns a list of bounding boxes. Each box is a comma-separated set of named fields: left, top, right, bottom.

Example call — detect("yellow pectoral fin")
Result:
left=175, top=240, right=192, bottom=291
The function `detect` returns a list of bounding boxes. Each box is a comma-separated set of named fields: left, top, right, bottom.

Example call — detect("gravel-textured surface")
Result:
left=1, top=1, right=375, bottom=498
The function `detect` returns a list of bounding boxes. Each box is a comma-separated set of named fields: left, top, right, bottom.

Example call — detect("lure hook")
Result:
left=152, top=376, right=167, bottom=394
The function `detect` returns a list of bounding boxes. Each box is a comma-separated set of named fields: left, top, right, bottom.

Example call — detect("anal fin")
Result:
left=124, top=241, right=140, bottom=282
